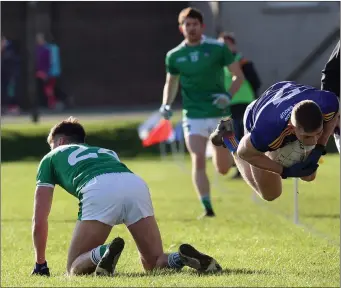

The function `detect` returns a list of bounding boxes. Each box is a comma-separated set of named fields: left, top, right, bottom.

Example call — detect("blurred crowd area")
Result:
left=1, top=2, right=339, bottom=117
left=2, top=33, right=64, bottom=115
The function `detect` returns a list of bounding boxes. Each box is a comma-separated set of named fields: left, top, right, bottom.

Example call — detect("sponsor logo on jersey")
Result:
left=189, top=51, right=199, bottom=62
left=280, top=105, right=293, bottom=121
left=176, top=57, right=187, bottom=63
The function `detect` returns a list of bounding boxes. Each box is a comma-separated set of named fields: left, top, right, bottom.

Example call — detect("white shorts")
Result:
left=79, top=172, right=154, bottom=227
left=182, top=117, right=221, bottom=138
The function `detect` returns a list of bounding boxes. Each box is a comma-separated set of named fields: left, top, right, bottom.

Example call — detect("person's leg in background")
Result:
left=183, top=118, right=216, bottom=218
left=44, top=77, right=57, bottom=109
left=1, top=76, right=9, bottom=113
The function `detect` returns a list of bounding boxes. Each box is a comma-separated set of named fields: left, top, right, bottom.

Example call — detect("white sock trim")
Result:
left=90, top=246, right=102, bottom=265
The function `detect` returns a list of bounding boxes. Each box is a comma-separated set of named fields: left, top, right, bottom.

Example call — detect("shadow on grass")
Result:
left=303, top=214, right=340, bottom=219
left=115, top=268, right=272, bottom=278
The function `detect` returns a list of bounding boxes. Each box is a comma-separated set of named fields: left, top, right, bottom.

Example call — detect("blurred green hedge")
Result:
left=2, top=121, right=163, bottom=162
left=2, top=119, right=338, bottom=162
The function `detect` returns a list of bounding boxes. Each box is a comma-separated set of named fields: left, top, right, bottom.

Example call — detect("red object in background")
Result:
left=44, top=77, right=57, bottom=109
left=36, top=70, right=47, bottom=80
left=142, top=119, right=173, bottom=147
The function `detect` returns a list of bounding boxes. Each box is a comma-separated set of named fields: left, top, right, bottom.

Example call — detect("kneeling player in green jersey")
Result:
left=31, top=117, right=222, bottom=277
left=160, top=7, right=245, bottom=218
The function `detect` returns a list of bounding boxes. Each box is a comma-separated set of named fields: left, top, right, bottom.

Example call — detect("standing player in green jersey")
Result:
left=160, top=7, right=245, bottom=218
left=31, top=117, right=222, bottom=277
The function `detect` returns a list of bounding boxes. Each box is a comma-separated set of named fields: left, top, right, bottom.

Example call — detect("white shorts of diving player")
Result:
left=79, top=172, right=154, bottom=227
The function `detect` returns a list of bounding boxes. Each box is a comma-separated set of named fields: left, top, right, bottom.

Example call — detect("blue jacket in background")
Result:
left=48, top=43, right=61, bottom=77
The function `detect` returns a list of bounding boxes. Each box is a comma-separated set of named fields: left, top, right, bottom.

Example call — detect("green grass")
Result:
left=1, top=155, right=339, bottom=287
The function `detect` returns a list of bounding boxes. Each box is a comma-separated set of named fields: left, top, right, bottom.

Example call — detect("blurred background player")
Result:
left=31, top=117, right=221, bottom=276
left=321, top=40, right=340, bottom=153
left=210, top=81, right=339, bottom=201
left=1, top=34, right=21, bottom=114
left=160, top=7, right=245, bottom=219
left=218, top=32, right=262, bottom=179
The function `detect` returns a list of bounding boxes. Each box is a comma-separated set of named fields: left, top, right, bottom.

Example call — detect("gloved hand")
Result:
left=303, top=144, right=326, bottom=166
left=212, top=93, right=232, bottom=109
left=281, top=161, right=319, bottom=179
left=159, top=104, right=173, bottom=120
left=31, top=261, right=50, bottom=276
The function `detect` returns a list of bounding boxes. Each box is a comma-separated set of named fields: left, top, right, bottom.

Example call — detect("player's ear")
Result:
left=179, top=25, right=183, bottom=34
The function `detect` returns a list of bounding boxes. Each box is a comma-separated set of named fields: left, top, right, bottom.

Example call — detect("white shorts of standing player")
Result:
left=79, top=172, right=154, bottom=227
left=182, top=117, right=222, bottom=138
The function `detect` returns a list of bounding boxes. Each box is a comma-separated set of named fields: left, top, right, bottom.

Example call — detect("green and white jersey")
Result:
left=36, top=144, right=132, bottom=199
left=165, top=36, right=235, bottom=119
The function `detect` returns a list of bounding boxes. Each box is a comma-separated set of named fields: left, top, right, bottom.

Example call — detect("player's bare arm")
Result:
left=317, top=111, right=340, bottom=146
left=226, top=61, right=245, bottom=97
left=160, top=73, right=179, bottom=119
left=32, top=186, right=54, bottom=275
left=237, top=133, right=284, bottom=175
left=162, top=73, right=179, bottom=106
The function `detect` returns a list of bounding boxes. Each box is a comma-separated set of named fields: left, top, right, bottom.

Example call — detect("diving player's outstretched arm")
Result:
left=237, top=133, right=284, bottom=175
left=316, top=91, right=340, bottom=146
left=317, top=111, right=340, bottom=146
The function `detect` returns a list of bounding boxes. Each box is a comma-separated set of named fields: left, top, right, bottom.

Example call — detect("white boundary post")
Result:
left=293, top=178, right=299, bottom=224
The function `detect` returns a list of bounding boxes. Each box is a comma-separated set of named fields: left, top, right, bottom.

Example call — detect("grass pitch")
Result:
left=1, top=153, right=339, bottom=287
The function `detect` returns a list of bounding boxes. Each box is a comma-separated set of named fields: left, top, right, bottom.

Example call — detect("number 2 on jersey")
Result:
left=68, top=146, right=119, bottom=166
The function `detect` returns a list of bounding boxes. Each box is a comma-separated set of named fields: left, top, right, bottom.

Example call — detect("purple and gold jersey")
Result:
left=244, top=81, right=339, bottom=152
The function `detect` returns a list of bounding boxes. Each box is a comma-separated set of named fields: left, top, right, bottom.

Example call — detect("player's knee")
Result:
left=216, top=165, right=229, bottom=175
left=260, top=190, right=282, bottom=201
left=69, top=263, right=82, bottom=276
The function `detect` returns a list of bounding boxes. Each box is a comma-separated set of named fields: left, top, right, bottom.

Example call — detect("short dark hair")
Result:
left=178, top=7, right=203, bottom=25
left=47, top=116, right=86, bottom=144
left=291, top=100, right=323, bottom=133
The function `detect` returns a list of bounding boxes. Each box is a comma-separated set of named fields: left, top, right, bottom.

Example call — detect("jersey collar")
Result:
left=181, top=35, right=207, bottom=47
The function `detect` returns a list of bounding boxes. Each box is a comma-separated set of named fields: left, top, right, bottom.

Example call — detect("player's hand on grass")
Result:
left=31, top=261, right=50, bottom=276
left=212, top=93, right=232, bottom=109
left=159, top=104, right=173, bottom=120
left=281, top=161, right=319, bottom=179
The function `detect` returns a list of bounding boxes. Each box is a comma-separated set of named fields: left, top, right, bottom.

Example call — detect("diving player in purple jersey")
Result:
left=209, top=81, right=339, bottom=202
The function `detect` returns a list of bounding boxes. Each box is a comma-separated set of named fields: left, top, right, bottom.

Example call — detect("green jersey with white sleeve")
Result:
left=165, top=36, right=235, bottom=119
left=36, top=144, right=132, bottom=199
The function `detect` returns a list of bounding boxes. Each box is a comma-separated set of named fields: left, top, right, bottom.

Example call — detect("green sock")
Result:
left=201, top=195, right=213, bottom=212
